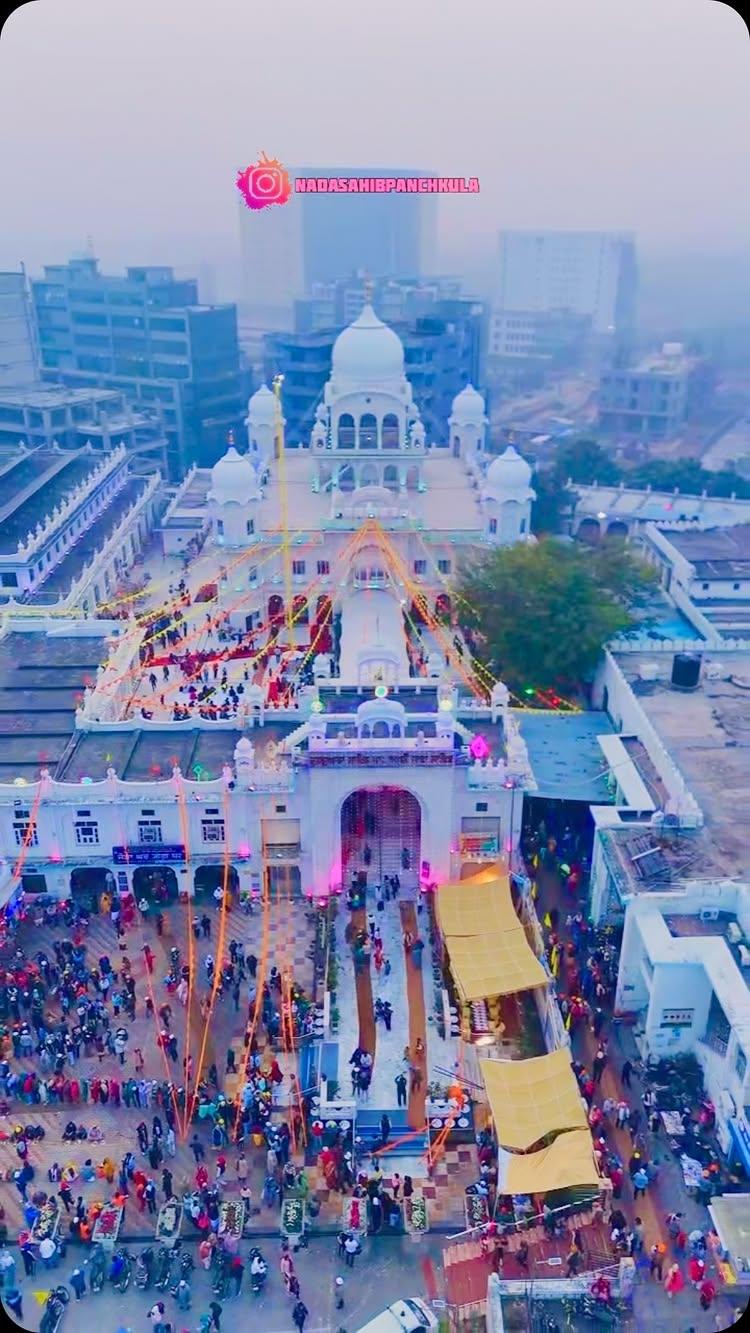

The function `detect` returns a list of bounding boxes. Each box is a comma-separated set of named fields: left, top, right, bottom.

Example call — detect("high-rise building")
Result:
left=0, top=270, right=38, bottom=388
left=30, top=256, right=244, bottom=477
left=496, top=230, right=637, bottom=338
left=238, top=167, right=436, bottom=328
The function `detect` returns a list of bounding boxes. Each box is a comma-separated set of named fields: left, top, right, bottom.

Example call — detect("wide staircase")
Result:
left=354, top=1107, right=429, bottom=1163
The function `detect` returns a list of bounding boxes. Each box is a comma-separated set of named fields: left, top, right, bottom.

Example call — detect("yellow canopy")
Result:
left=445, top=929, right=548, bottom=1002
left=436, top=876, right=520, bottom=938
left=480, top=1050, right=589, bottom=1150
left=503, top=1129, right=601, bottom=1195
left=459, top=862, right=506, bottom=883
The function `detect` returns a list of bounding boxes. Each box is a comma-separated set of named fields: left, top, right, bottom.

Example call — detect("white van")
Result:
left=356, top=1297, right=439, bottom=1333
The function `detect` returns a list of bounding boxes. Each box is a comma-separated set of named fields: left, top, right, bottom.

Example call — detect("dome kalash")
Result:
left=331, top=303, right=406, bottom=387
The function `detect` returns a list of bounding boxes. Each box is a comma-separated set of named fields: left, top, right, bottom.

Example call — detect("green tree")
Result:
left=531, top=468, right=577, bottom=535
left=456, top=540, right=654, bottom=691
left=555, top=437, right=622, bottom=486
left=627, top=458, right=750, bottom=499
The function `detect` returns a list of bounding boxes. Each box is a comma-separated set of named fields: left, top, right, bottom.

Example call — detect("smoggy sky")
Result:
left=0, top=0, right=748, bottom=286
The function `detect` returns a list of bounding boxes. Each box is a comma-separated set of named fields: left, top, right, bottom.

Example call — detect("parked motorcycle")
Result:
left=39, top=1285, right=70, bottom=1333
left=88, top=1245, right=106, bottom=1293
left=135, top=1246, right=154, bottom=1290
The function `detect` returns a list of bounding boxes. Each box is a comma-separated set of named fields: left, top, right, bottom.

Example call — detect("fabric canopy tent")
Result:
left=436, top=875, right=520, bottom=938
left=445, top=929, right=548, bottom=1002
left=499, top=1129, right=601, bottom=1195
left=479, top=1049, right=589, bottom=1150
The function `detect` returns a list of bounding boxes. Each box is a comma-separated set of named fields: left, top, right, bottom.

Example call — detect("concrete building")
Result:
left=238, top=167, right=437, bottom=327
left=0, top=382, right=168, bottom=472
left=496, top=230, right=637, bottom=338
left=0, top=441, right=163, bottom=609
left=569, top=482, right=750, bottom=544
left=0, top=270, right=38, bottom=387
left=294, top=275, right=466, bottom=334
left=598, top=343, right=715, bottom=438
left=487, top=308, right=592, bottom=388
left=31, top=256, right=244, bottom=478
left=644, top=524, right=750, bottom=643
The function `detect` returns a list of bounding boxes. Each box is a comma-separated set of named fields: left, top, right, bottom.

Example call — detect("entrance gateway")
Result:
left=341, top=787, right=421, bottom=895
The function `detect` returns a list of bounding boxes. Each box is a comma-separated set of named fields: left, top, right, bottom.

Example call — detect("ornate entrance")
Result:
left=340, top=787, right=421, bottom=896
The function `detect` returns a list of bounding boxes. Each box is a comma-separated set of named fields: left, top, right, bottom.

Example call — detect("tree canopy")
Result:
left=456, top=539, right=657, bottom=691
left=531, top=437, right=750, bottom=535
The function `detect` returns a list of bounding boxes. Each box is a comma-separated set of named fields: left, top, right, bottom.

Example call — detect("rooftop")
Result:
left=662, top=523, right=750, bottom=580
left=514, top=709, right=615, bottom=802
left=574, top=484, right=749, bottom=524
left=0, top=631, right=109, bottom=782
left=0, top=384, right=122, bottom=410
left=0, top=451, right=103, bottom=553
left=58, top=722, right=300, bottom=782
left=599, top=824, right=727, bottom=901
left=27, top=476, right=150, bottom=602
left=613, top=648, right=750, bottom=879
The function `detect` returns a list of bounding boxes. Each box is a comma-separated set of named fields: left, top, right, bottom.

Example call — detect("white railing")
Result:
left=4, top=444, right=128, bottom=563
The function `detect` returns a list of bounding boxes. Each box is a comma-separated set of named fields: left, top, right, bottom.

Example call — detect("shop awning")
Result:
left=479, top=1050, right=589, bottom=1150
left=499, top=1129, right=601, bottom=1195
left=436, top=875, right=520, bottom=937
left=445, top=929, right=548, bottom=1002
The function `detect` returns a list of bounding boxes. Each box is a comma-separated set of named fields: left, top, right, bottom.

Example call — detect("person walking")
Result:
left=649, top=1242, right=665, bottom=1281
left=664, top=1263, right=685, bottom=1298
left=292, top=1298, right=309, bottom=1331
left=621, top=1059, right=633, bottom=1088
left=190, top=1134, right=205, bottom=1162
left=632, top=1165, right=649, bottom=1200
left=176, top=1279, right=191, bottom=1311
left=4, top=1289, right=23, bottom=1323
left=380, top=1113, right=391, bottom=1146
left=344, top=1233, right=360, bottom=1267
left=69, top=1266, right=86, bottom=1300
left=209, top=1300, right=223, bottom=1331
left=395, top=1072, right=407, bottom=1108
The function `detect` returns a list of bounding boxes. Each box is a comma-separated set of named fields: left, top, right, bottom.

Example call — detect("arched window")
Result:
left=359, top=413, right=377, bottom=448
left=338, top=464, right=355, bottom=492
left=337, top=413, right=355, bottom=449
left=391, top=723, right=402, bottom=738
left=383, top=464, right=399, bottom=491
left=382, top=413, right=400, bottom=449
left=372, top=720, right=390, bottom=738
left=359, top=463, right=379, bottom=487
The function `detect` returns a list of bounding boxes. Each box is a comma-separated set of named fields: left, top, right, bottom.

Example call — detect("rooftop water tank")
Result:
left=671, top=652, right=702, bottom=691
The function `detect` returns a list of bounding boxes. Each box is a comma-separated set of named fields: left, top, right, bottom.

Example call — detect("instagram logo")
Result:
left=236, top=152, right=292, bottom=211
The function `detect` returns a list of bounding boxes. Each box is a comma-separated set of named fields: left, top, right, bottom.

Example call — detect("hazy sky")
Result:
left=0, top=0, right=748, bottom=294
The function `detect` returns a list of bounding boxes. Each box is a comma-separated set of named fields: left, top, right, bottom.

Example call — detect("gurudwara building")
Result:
left=0, top=305, right=539, bottom=912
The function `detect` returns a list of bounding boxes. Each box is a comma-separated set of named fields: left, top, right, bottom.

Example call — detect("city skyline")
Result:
left=0, top=0, right=747, bottom=308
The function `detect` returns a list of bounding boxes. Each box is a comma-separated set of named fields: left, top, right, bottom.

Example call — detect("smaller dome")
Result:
left=485, top=445, right=533, bottom=496
left=451, top=382, right=486, bottom=422
left=247, top=383, right=277, bottom=423
left=210, top=446, right=260, bottom=505
left=234, top=736, right=254, bottom=756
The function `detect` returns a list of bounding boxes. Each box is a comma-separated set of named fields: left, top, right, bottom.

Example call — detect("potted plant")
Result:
left=405, top=1195, right=429, bottom=1234
left=155, top=1198, right=182, bottom=1245
left=218, top=1198, right=245, bottom=1239
left=31, top=1199, right=60, bottom=1243
left=92, top=1202, right=123, bottom=1245
left=464, top=1193, right=489, bottom=1229
left=281, top=1197, right=305, bottom=1238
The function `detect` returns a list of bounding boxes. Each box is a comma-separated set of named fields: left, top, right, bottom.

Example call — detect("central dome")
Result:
left=332, top=304, right=405, bottom=385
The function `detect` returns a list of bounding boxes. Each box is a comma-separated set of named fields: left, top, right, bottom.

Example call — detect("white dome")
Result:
left=210, top=446, right=260, bottom=505
left=485, top=445, right=533, bottom=496
left=247, top=383, right=277, bottom=424
left=451, top=382, right=486, bottom=421
left=332, top=304, right=405, bottom=385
